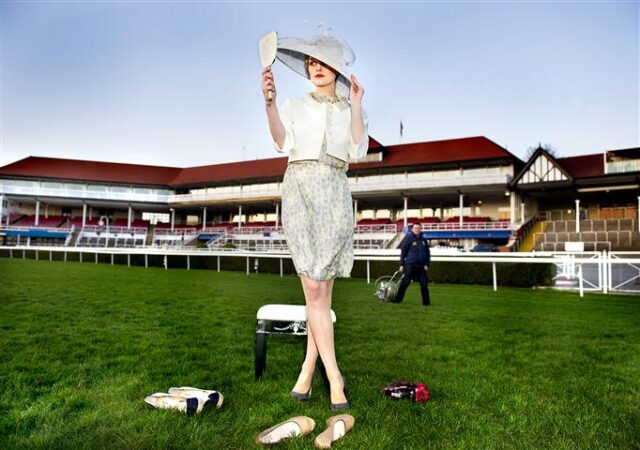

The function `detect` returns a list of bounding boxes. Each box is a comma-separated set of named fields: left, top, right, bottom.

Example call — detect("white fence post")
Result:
left=602, top=251, right=608, bottom=294
left=492, top=262, right=497, bottom=291
left=578, top=263, right=584, bottom=298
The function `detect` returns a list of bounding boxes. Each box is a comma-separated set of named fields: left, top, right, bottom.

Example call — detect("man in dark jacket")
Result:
left=393, top=222, right=431, bottom=306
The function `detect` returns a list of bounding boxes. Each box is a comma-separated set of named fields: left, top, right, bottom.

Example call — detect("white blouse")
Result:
left=274, top=93, right=369, bottom=163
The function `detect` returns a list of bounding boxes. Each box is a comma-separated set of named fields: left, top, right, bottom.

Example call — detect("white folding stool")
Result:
left=255, top=304, right=337, bottom=379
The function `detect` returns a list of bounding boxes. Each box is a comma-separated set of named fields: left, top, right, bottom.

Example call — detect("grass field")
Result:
left=0, top=258, right=639, bottom=450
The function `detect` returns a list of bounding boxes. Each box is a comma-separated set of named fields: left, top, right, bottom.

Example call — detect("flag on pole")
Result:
left=400, top=120, right=404, bottom=143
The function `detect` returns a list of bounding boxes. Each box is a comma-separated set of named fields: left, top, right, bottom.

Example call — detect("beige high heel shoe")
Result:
left=255, top=416, right=316, bottom=446
left=313, top=414, right=355, bottom=449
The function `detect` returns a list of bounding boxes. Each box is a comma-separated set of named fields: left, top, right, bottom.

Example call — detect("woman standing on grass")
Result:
left=261, top=32, right=368, bottom=411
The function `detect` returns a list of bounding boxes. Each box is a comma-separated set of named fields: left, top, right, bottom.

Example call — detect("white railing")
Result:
left=422, top=221, right=515, bottom=231
left=607, top=159, right=640, bottom=174
left=169, top=166, right=515, bottom=204
left=152, top=227, right=199, bottom=248
left=0, top=225, right=73, bottom=233
left=226, top=226, right=283, bottom=234
left=0, top=183, right=170, bottom=204
left=354, top=224, right=397, bottom=233
left=2, top=246, right=637, bottom=295
left=154, top=227, right=198, bottom=236
left=80, top=225, right=148, bottom=234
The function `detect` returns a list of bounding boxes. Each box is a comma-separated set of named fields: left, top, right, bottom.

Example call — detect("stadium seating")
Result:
left=68, top=217, right=101, bottom=227
left=357, top=218, right=392, bottom=226
left=75, top=224, right=147, bottom=248
left=534, top=218, right=639, bottom=251
left=12, top=215, right=67, bottom=228
left=155, top=222, right=201, bottom=229
left=1, top=213, right=24, bottom=225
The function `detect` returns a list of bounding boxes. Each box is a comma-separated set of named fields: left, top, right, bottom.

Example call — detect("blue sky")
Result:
left=1, top=1, right=638, bottom=168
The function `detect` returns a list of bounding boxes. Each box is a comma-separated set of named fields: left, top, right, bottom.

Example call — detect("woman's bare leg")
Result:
left=298, top=275, right=347, bottom=405
left=291, top=318, right=319, bottom=393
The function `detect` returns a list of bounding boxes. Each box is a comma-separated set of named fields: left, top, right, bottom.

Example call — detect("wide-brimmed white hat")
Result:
left=276, top=34, right=356, bottom=97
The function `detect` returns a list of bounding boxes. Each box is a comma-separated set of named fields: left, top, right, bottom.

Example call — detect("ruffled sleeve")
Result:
left=274, top=98, right=295, bottom=153
left=348, top=107, right=369, bottom=161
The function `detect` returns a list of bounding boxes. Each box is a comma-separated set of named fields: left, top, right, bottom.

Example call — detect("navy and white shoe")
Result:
left=144, top=393, right=205, bottom=416
left=167, top=387, right=224, bottom=410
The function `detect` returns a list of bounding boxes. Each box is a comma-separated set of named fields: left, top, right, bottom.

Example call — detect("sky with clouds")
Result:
left=1, top=1, right=638, bottom=168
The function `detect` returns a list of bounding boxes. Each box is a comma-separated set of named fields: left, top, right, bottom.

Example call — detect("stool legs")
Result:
left=255, top=320, right=268, bottom=379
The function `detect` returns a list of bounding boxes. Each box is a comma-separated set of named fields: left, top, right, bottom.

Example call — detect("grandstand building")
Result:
left=0, top=136, right=638, bottom=252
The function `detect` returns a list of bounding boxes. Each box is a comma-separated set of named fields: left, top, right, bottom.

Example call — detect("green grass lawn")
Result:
left=0, top=258, right=638, bottom=450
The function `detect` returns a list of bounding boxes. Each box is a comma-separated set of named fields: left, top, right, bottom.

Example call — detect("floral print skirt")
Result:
left=281, top=160, right=354, bottom=281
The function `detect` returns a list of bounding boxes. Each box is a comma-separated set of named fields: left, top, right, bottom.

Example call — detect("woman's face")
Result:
left=307, top=57, right=337, bottom=88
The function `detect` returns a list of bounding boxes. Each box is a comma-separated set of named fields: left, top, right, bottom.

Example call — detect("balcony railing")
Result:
left=607, top=160, right=640, bottom=174
left=169, top=167, right=515, bottom=205
left=0, top=183, right=170, bottom=203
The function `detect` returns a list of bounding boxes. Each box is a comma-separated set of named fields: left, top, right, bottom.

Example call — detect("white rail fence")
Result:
left=1, top=247, right=638, bottom=296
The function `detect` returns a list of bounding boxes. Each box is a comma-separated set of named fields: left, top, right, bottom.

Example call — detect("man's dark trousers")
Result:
left=393, top=264, right=431, bottom=306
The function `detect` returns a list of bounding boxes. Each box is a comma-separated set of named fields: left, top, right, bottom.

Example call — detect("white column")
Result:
left=202, top=207, right=207, bottom=231
left=575, top=199, right=580, bottom=233
left=353, top=199, right=358, bottom=226
left=521, top=202, right=525, bottom=224
left=403, top=197, right=408, bottom=230
left=238, top=205, right=242, bottom=228
left=35, top=200, right=40, bottom=226
left=45, top=204, right=49, bottom=219
left=82, top=203, right=87, bottom=227
left=127, top=206, right=132, bottom=229
left=275, top=203, right=280, bottom=228
left=459, top=193, right=464, bottom=227
left=170, top=209, right=175, bottom=231
left=509, top=192, right=516, bottom=225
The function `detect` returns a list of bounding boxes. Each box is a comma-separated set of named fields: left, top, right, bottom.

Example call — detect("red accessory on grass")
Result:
left=380, top=381, right=431, bottom=403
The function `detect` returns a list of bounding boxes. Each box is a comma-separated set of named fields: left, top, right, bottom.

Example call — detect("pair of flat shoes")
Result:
left=144, top=387, right=224, bottom=416
left=255, top=414, right=355, bottom=448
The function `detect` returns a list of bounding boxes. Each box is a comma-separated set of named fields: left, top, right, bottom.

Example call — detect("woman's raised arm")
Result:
left=262, top=66, right=286, bottom=150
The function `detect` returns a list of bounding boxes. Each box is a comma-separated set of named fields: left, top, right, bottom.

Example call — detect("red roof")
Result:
left=172, top=157, right=288, bottom=187
left=352, top=136, right=516, bottom=170
left=556, top=154, right=604, bottom=178
left=171, top=136, right=387, bottom=187
left=0, top=156, right=181, bottom=186
left=0, top=136, right=519, bottom=188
